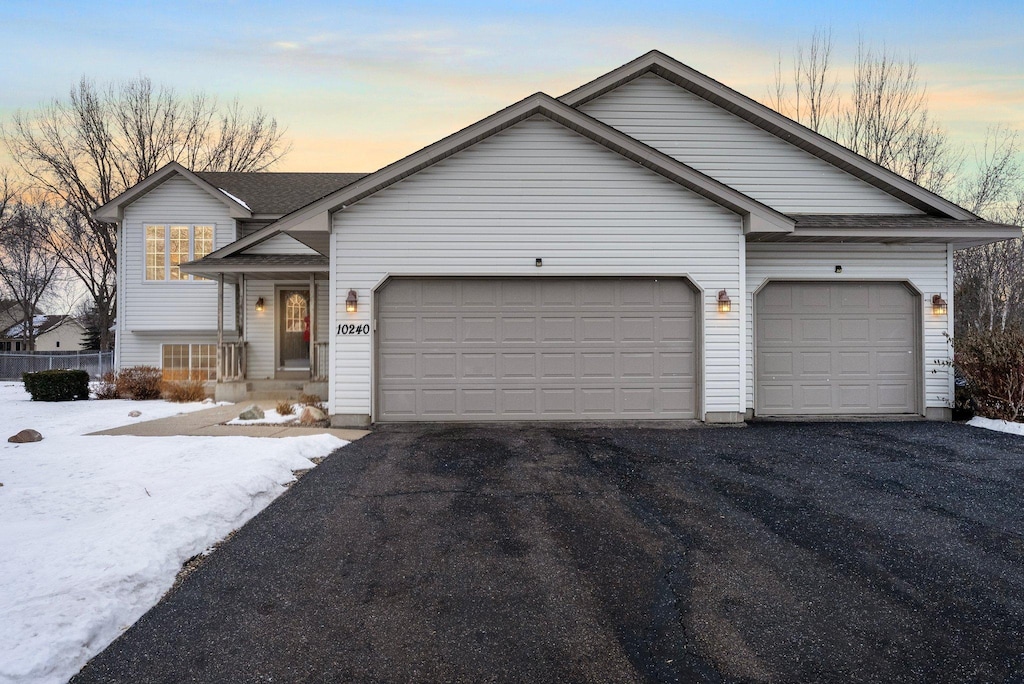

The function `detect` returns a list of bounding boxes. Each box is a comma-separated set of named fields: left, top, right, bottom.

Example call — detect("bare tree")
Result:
left=768, top=31, right=961, bottom=195
left=841, top=40, right=960, bottom=194
left=2, top=77, right=290, bottom=350
left=954, top=128, right=1024, bottom=333
left=769, top=27, right=838, bottom=137
left=0, top=197, right=64, bottom=349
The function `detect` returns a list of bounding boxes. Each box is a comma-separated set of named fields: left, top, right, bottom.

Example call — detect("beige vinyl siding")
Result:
left=579, top=73, right=923, bottom=215
left=118, top=175, right=235, bottom=368
left=331, top=115, right=745, bottom=419
left=745, top=243, right=953, bottom=413
left=244, top=233, right=320, bottom=255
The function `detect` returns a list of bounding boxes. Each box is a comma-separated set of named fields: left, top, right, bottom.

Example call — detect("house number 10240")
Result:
left=337, top=323, right=370, bottom=335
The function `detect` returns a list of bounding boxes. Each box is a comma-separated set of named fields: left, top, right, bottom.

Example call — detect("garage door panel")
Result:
left=659, top=316, right=695, bottom=343
left=838, top=318, right=870, bottom=343
left=378, top=277, right=697, bottom=421
left=540, top=317, right=575, bottom=342
left=421, top=353, right=457, bottom=379
left=462, top=353, right=496, bottom=379
left=501, top=317, right=536, bottom=343
left=501, top=353, right=536, bottom=379
left=540, top=353, right=575, bottom=378
left=756, top=282, right=918, bottom=416
left=462, top=389, right=497, bottom=416
left=421, top=317, right=457, bottom=343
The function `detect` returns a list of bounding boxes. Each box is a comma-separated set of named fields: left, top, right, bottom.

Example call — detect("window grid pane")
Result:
left=145, top=226, right=166, bottom=281
left=191, top=344, right=216, bottom=381
left=169, top=225, right=190, bottom=281
left=192, top=225, right=214, bottom=281
left=285, top=293, right=308, bottom=333
left=162, top=344, right=189, bottom=381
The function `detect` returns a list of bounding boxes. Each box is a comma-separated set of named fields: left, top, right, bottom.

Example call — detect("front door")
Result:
left=279, top=289, right=310, bottom=370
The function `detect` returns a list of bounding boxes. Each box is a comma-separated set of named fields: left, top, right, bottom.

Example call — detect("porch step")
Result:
left=215, top=379, right=329, bottom=404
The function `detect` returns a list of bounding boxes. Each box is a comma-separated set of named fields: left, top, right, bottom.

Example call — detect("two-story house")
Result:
left=95, top=51, right=1020, bottom=426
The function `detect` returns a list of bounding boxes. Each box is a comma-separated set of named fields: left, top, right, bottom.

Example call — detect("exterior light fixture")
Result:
left=255, top=297, right=265, bottom=312
left=717, top=289, right=732, bottom=313
left=535, top=258, right=543, bottom=267
left=346, top=289, right=358, bottom=313
left=932, top=294, right=947, bottom=315
left=835, top=265, right=843, bottom=273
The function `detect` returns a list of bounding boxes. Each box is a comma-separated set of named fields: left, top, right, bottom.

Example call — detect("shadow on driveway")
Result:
left=73, top=421, right=1024, bottom=683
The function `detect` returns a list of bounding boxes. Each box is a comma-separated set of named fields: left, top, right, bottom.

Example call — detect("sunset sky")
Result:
left=2, top=0, right=1022, bottom=175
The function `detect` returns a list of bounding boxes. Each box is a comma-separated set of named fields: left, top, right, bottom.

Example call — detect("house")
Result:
left=0, top=300, right=40, bottom=334
left=0, top=315, right=87, bottom=352
left=94, top=51, right=1020, bottom=426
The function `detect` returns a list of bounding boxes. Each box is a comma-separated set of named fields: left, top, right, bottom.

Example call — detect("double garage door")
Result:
left=755, top=282, right=920, bottom=416
left=377, top=277, right=697, bottom=422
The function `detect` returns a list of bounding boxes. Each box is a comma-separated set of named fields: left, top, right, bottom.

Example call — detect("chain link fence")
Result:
left=0, top=351, right=114, bottom=380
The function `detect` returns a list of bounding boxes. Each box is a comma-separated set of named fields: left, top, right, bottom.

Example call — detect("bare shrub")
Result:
left=163, top=377, right=208, bottom=403
left=93, top=371, right=120, bottom=399
left=114, top=366, right=164, bottom=400
left=276, top=400, right=295, bottom=416
left=949, top=329, right=1024, bottom=421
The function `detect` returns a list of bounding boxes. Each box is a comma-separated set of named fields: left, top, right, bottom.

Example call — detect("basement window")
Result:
left=161, top=343, right=216, bottom=381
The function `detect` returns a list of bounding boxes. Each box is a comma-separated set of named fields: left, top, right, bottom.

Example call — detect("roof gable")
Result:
left=212, top=92, right=795, bottom=258
left=560, top=50, right=977, bottom=220
left=93, top=162, right=252, bottom=222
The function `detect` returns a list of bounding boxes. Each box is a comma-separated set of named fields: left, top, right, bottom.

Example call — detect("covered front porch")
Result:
left=181, top=254, right=331, bottom=402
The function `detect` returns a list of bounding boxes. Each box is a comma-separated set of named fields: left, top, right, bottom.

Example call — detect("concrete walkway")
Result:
left=88, top=401, right=370, bottom=441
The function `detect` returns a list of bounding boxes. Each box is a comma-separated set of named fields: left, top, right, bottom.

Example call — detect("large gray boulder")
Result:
left=238, top=404, right=265, bottom=421
left=8, top=429, right=43, bottom=443
left=299, top=406, right=327, bottom=425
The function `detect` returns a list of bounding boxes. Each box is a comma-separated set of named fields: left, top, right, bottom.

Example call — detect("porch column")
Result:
left=217, top=274, right=224, bottom=383
left=308, top=274, right=316, bottom=370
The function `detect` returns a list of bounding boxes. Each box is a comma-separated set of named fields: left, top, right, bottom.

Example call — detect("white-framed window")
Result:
left=161, top=343, right=216, bottom=381
left=144, top=225, right=214, bottom=281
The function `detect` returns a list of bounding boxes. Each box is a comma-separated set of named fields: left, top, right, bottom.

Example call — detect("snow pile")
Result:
left=0, top=383, right=347, bottom=684
left=227, top=407, right=299, bottom=425
left=967, top=416, right=1024, bottom=435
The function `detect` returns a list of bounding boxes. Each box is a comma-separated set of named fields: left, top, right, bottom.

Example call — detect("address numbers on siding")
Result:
left=337, top=323, right=370, bottom=335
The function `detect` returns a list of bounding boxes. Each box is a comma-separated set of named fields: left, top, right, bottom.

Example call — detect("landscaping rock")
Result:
left=238, top=404, right=265, bottom=421
left=128, top=410, right=142, bottom=417
left=299, top=406, right=327, bottom=425
left=8, top=429, right=43, bottom=443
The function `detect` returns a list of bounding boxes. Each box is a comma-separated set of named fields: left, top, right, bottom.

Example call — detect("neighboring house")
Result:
left=95, top=51, right=1020, bottom=426
left=0, top=300, right=41, bottom=335
left=0, top=315, right=86, bottom=352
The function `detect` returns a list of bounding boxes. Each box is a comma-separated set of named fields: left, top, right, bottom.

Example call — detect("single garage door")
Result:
left=377, top=277, right=697, bottom=422
left=755, top=282, right=919, bottom=416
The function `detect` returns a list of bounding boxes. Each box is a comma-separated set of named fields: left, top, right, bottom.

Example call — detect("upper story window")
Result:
left=144, top=225, right=214, bottom=281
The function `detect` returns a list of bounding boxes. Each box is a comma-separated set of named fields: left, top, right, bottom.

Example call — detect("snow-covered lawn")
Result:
left=967, top=416, right=1024, bottom=435
left=0, top=383, right=347, bottom=684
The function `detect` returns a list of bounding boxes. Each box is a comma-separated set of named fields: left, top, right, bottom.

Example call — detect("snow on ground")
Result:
left=967, top=416, right=1024, bottom=435
left=227, top=407, right=299, bottom=425
left=0, top=382, right=348, bottom=684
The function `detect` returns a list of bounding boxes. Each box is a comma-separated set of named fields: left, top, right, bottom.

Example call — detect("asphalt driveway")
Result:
left=73, top=421, right=1024, bottom=683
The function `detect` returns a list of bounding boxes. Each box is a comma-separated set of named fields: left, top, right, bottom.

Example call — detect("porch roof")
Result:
left=180, top=253, right=329, bottom=282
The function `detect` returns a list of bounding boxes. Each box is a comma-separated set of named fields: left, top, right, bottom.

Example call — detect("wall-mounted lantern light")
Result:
left=717, top=289, right=732, bottom=313
left=835, top=265, right=843, bottom=273
left=932, top=294, right=948, bottom=316
left=255, top=297, right=265, bottom=313
left=535, top=258, right=543, bottom=267
left=346, top=289, right=358, bottom=313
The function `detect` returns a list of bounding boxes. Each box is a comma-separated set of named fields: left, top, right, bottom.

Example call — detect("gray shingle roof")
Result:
left=194, top=172, right=367, bottom=215
left=181, top=253, right=328, bottom=270
left=791, top=214, right=1021, bottom=231
left=1, top=315, right=72, bottom=339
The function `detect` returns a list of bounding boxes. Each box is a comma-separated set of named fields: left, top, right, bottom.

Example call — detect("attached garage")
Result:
left=755, top=281, right=921, bottom=416
left=376, top=277, right=698, bottom=422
